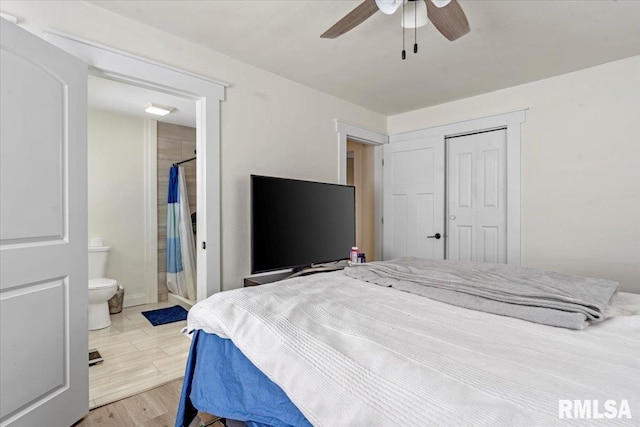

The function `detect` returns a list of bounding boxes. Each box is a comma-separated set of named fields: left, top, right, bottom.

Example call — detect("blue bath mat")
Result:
left=141, top=305, right=188, bottom=326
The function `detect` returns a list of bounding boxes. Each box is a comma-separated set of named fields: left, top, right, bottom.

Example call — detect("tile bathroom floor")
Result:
left=88, top=301, right=191, bottom=409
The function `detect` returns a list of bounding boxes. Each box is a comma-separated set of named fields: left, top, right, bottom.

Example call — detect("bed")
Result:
left=176, top=259, right=640, bottom=426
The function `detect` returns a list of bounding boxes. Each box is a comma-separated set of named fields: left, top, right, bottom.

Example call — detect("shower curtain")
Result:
left=166, top=166, right=197, bottom=301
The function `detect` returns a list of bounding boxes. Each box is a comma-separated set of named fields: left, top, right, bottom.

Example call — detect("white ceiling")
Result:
left=87, top=0, right=640, bottom=116
left=88, top=75, right=196, bottom=127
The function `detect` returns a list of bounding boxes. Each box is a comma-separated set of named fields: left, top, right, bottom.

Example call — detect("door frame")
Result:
left=387, top=109, right=526, bottom=264
left=143, top=119, right=158, bottom=303
left=43, top=31, right=226, bottom=301
left=337, top=120, right=388, bottom=261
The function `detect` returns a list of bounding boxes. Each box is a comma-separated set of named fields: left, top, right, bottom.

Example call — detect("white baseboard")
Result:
left=123, top=292, right=147, bottom=308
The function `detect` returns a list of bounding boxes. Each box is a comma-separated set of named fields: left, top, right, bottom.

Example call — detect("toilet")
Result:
left=88, top=238, right=118, bottom=330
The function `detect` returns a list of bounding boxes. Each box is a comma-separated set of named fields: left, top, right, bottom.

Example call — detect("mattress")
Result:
left=182, top=270, right=640, bottom=426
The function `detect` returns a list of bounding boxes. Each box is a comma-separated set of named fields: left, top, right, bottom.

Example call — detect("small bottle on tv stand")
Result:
left=350, top=246, right=359, bottom=264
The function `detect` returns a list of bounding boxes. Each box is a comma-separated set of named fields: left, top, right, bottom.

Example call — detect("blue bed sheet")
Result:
left=176, top=330, right=311, bottom=427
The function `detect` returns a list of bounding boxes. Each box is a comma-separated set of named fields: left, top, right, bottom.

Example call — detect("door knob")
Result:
left=427, top=233, right=442, bottom=239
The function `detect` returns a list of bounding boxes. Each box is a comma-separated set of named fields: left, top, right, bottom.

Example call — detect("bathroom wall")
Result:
left=88, top=109, right=148, bottom=307
left=157, top=122, right=197, bottom=302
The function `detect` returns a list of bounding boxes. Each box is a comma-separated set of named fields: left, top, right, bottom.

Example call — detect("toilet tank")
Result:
left=88, top=245, right=111, bottom=279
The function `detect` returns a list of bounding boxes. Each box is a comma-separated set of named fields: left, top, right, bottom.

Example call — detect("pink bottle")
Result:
left=350, top=246, right=359, bottom=263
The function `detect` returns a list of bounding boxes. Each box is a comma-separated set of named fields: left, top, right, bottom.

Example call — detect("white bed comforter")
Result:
left=187, top=271, right=640, bottom=426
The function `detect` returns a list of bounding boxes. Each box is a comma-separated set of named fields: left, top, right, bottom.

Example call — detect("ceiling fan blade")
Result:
left=321, top=0, right=380, bottom=39
left=425, top=0, right=470, bottom=41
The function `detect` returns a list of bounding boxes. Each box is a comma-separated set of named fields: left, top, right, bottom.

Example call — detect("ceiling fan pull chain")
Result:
left=401, top=0, right=406, bottom=60
left=414, top=0, right=418, bottom=54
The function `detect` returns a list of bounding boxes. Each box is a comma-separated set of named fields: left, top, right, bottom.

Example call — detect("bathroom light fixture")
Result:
left=143, top=102, right=175, bottom=116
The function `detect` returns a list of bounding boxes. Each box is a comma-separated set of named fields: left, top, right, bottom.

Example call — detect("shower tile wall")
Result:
left=157, top=122, right=197, bottom=302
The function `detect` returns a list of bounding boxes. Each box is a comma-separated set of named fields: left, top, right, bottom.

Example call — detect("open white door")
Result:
left=0, top=20, right=88, bottom=427
left=382, top=136, right=445, bottom=260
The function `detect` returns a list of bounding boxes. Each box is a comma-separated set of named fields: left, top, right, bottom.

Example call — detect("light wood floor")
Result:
left=88, top=301, right=191, bottom=409
left=74, top=378, right=183, bottom=426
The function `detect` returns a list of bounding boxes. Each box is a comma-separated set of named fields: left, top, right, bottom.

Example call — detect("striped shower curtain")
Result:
left=166, top=166, right=197, bottom=300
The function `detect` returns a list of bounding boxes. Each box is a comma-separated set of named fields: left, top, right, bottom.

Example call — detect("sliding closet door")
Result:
left=447, top=129, right=507, bottom=263
left=382, top=136, right=445, bottom=260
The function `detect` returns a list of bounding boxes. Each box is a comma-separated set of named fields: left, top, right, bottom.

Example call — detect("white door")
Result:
left=0, top=20, right=88, bottom=426
left=382, top=136, right=445, bottom=260
left=447, top=129, right=507, bottom=263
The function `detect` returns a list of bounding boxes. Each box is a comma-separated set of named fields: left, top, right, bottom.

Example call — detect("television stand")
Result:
left=243, top=271, right=291, bottom=287
left=287, top=262, right=348, bottom=279
left=243, top=261, right=348, bottom=287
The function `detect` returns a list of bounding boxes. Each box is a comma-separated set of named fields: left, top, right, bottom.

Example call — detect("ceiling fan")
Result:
left=321, top=0, right=470, bottom=42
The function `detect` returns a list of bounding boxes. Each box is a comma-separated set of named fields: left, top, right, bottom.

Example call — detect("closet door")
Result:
left=447, top=129, right=507, bottom=263
left=383, top=136, right=445, bottom=260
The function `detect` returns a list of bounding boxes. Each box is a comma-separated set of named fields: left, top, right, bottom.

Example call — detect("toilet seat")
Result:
left=89, top=278, right=117, bottom=289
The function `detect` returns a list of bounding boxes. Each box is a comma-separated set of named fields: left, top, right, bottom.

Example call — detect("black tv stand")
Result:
left=286, top=262, right=347, bottom=279
left=243, top=261, right=348, bottom=287
left=244, top=271, right=292, bottom=287
left=292, top=264, right=313, bottom=273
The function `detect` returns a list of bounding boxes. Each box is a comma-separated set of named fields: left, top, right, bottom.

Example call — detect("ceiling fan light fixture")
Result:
left=430, top=0, right=452, bottom=8
left=375, top=0, right=403, bottom=15
left=401, top=0, right=428, bottom=29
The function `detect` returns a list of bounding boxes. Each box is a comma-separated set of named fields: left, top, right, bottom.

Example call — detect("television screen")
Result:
left=251, top=175, right=355, bottom=274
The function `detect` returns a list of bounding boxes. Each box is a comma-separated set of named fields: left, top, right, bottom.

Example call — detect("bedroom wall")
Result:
left=2, top=1, right=387, bottom=292
left=388, top=56, right=640, bottom=293
left=88, top=109, right=147, bottom=307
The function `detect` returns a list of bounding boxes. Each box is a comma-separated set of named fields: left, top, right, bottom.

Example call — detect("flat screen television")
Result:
left=251, top=175, right=355, bottom=274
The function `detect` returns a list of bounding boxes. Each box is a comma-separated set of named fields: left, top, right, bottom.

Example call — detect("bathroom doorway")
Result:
left=88, top=75, right=199, bottom=308
left=45, top=30, right=224, bottom=301
left=87, top=75, right=198, bottom=407
left=40, top=30, right=225, bottom=411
